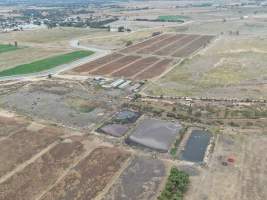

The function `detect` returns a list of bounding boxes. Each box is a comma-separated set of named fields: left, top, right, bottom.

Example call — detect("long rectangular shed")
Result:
left=110, top=79, right=125, bottom=88
left=118, top=80, right=132, bottom=89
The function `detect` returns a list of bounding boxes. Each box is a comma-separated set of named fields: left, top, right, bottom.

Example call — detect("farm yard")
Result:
left=67, top=33, right=214, bottom=80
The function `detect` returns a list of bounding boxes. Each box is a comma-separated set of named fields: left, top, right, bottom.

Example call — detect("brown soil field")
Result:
left=67, top=33, right=215, bottom=80
left=120, top=34, right=170, bottom=54
left=134, top=58, right=174, bottom=80
left=0, top=141, right=84, bottom=200
left=172, top=35, right=214, bottom=57
left=155, top=35, right=199, bottom=56
left=112, top=56, right=159, bottom=77
left=91, top=55, right=141, bottom=75
left=0, top=126, right=62, bottom=178
left=40, top=147, right=130, bottom=200
left=71, top=53, right=124, bottom=74
left=136, top=35, right=183, bottom=54
left=0, top=116, right=29, bottom=138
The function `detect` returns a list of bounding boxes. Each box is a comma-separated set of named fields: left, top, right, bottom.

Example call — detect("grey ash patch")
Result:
left=104, top=156, right=165, bottom=200
left=0, top=80, right=125, bottom=130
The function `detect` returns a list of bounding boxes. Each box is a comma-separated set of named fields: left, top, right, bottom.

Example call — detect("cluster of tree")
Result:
left=135, top=18, right=184, bottom=23
left=158, top=167, right=189, bottom=200
left=45, top=17, right=118, bottom=29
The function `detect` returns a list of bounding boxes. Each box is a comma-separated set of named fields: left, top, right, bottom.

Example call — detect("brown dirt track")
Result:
left=67, top=33, right=215, bottom=80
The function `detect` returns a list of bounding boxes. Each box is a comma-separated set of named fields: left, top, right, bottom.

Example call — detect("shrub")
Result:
left=158, top=167, right=189, bottom=200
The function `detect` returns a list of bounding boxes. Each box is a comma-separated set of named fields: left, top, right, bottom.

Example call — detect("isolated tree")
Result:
left=14, top=41, right=18, bottom=47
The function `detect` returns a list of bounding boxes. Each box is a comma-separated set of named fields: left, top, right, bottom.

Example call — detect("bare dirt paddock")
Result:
left=185, top=133, right=267, bottom=200
left=0, top=113, right=132, bottom=200
left=0, top=112, right=172, bottom=200
left=66, top=33, right=214, bottom=80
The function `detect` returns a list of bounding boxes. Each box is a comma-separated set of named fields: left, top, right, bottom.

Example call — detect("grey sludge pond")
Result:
left=127, top=118, right=182, bottom=152
left=181, top=130, right=212, bottom=163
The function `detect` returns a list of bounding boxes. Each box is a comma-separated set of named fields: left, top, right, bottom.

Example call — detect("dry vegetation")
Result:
left=0, top=2, right=267, bottom=200
left=185, top=132, right=267, bottom=200
left=0, top=27, right=107, bottom=44
left=0, top=27, right=108, bottom=70
left=145, top=36, right=267, bottom=99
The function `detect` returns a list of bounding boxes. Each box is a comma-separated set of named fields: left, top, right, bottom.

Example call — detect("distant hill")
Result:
left=0, top=0, right=109, bottom=5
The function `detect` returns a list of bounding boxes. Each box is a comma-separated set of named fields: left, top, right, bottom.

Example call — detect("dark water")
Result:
left=181, top=130, right=211, bottom=162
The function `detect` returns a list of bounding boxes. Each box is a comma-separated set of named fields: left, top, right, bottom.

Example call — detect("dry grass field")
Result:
left=80, top=26, right=182, bottom=50
left=0, top=27, right=108, bottom=71
left=0, top=27, right=108, bottom=44
left=0, top=47, right=70, bottom=71
left=0, top=112, right=131, bottom=200
left=145, top=35, right=267, bottom=99
left=185, top=132, right=267, bottom=200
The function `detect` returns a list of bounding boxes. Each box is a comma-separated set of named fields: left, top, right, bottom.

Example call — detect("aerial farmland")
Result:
left=67, top=33, right=214, bottom=80
left=0, top=0, right=267, bottom=200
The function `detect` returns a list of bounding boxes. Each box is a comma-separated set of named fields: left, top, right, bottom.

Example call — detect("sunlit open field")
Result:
left=145, top=35, right=267, bottom=99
